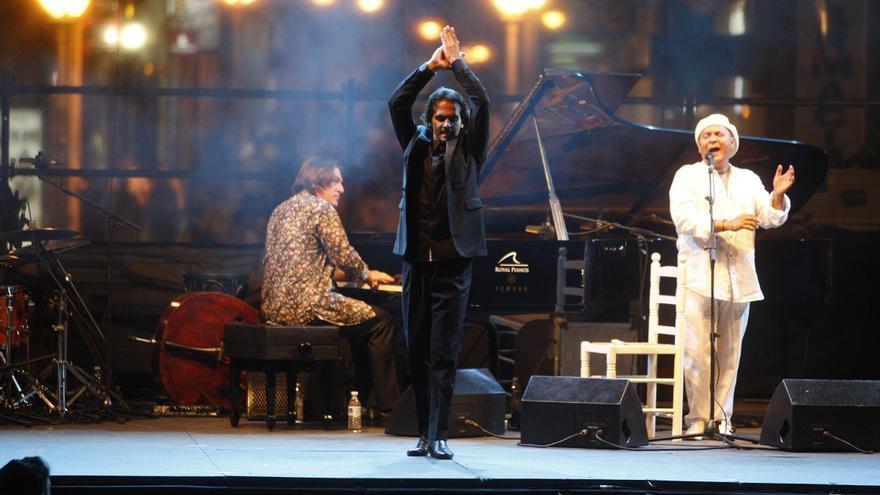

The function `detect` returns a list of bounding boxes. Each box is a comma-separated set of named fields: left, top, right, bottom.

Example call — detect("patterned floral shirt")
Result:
left=261, top=191, right=375, bottom=326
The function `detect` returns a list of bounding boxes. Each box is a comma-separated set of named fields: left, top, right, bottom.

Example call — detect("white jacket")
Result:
left=669, top=162, right=790, bottom=302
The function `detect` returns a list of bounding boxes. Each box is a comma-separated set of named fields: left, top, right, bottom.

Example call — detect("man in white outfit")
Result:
left=669, top=113, right=796, bottom=438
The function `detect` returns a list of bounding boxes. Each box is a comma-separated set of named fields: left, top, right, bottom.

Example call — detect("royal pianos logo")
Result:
left=494, top=251, right=529, bottom=274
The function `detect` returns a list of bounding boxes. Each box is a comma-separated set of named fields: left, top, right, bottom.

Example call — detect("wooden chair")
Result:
left=579, top=252, right=686, bottom=439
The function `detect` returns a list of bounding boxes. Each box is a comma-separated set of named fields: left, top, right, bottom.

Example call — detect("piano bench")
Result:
left=223, top=323, right=341, bottom=431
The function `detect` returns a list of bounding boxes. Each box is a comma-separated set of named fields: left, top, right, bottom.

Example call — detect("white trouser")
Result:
left=682, top=289, right=750, bottom=427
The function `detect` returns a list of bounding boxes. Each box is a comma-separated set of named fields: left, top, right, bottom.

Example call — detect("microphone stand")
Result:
left=704, top=153, right=720, bottom=438
left=687, top=153, right=756, bottom=445
left=562, top=213, right=677, bottom=242
left=30, top=152, right=141, bottom=417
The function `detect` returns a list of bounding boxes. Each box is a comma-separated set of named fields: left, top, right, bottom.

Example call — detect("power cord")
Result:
left=462, top=419, right=518, bottom=440
left=822, top=430, right=875, bottom=454
left=518, top=428, right=593, bottom=448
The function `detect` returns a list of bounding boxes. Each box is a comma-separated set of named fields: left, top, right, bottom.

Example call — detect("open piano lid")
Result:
left=479, top=69, right=827, bottom=229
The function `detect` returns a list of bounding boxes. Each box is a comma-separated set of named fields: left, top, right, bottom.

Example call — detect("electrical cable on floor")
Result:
left=518, top=428, right=590, bottom=448
left=462, top=419, right=518, bottom=440
left=595, top=433, right=731, bottom=452
left=823, top=430, right=876, bottom=454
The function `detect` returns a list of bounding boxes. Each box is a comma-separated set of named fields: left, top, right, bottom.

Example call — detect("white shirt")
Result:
left=669, top=161, right=790, bottom=303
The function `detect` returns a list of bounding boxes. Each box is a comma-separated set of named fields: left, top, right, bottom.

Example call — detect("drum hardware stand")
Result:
left=26, top=152, right=140, bottom=419
left=50, top=289, right=103, bottom=415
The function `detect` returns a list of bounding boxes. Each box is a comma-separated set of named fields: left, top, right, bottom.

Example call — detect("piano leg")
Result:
left=266, top=365, right=277, bottom=431
left=319, top=361, right=334, bottom=429
left=229, top=365, right=241, bottom=427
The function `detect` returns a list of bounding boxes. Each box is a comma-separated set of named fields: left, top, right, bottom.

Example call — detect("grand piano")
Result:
left=351, top=68, right=828, bottom=332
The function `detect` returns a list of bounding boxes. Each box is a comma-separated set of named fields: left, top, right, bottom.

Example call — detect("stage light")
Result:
left=356, top=0, right=383, bottom=14
left=541, top=10, right=566, bottom=30
left=418, top=20, right=442, bottom=41
left=464, top=44, right=491, bottom=64
left=526, top=0, right=547, bottom=9
left=102, top=24, right=118, bottom=46
left=310, top=0, right=336, bottom=6
left=492, top=0, right=530, bottom=17
left=38, top=0, right=90, bottom=19
left=222, top=0, right=257, bottom=5
left=119, top=22, right=147, bottom=50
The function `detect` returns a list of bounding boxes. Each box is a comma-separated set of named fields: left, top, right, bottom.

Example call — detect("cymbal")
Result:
left=0, top=228, right=78, bottom=243
left=0, top=254, right=28, bottom=266
left=11, top=236, right=91, bottom=257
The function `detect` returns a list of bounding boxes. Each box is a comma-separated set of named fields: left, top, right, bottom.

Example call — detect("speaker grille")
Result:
left=246, top=372, right=290, bottom=420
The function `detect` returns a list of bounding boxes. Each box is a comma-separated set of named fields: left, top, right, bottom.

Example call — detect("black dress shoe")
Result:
left=407, top=436, right=429, bottom=457
left=428, top=440, right=454, bottom=460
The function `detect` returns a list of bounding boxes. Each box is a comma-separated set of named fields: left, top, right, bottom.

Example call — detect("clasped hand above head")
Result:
left=426, top=25, right=464, bottom=72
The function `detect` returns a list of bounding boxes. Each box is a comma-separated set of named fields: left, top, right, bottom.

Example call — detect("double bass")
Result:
left=150, top=292, right=259, bottom=408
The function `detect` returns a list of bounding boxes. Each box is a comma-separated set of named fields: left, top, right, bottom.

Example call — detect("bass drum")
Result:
left=0, top=285, right=32, bottom=346
left=153, top=292, right=259, bottom=408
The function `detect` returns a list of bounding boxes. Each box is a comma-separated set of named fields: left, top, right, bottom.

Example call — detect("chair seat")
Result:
left=581, top=341, right=677, bottom=355
left=613, top=375, right=676, bottom=385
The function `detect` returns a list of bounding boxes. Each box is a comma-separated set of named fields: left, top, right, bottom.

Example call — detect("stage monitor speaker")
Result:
left=385, top=368, right=505, bottom=437
left=760, top=379, right=880, bottom=451
left=520, top=375, right=647, bottom=449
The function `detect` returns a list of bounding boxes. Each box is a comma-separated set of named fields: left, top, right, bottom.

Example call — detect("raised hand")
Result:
left=773, top=164, right=795, bottom=195
left=426, top=45, right=449, bottom=72
left=440, top=25, right=462, bottom=64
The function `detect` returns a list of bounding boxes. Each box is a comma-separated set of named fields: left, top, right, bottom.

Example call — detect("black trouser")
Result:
left=336, top=305, right=401, bottom=413
left=402, top=257, right=473, bottom=441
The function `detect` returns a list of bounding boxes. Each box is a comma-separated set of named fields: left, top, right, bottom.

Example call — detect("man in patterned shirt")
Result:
left=261, top=157, right=401, bottom=415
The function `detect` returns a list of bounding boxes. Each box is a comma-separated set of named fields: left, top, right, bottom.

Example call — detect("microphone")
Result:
left=705, top=151, right=715, bottom=172
left=18, top=151, right=59, bottom=170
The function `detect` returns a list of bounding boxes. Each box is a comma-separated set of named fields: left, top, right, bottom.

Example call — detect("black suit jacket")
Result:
left=388, top=60, right=490, bottom=259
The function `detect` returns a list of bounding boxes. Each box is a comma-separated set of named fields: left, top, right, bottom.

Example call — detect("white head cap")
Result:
left=694, top=113, right=739, bottom=159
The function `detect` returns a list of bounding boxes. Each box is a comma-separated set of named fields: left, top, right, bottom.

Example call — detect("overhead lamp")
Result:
left=464, top=44, right=491, bottom=64
left=38, top=0, right=90, bottom=19
left=356, top=0, right=383, bottom=13
left=418, top=20, right=442, bottom=41
left=119, top=22, right=147, bottom=50
left=541, top=10, right=566, bottom=30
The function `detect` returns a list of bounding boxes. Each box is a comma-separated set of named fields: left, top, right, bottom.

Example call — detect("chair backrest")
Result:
left=647, top=252, right=686, bottom=344
left=555, top=246, right=586, bottom=313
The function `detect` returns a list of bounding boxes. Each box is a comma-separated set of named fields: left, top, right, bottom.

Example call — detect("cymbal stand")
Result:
left=51, top=289, right=97, bottom=414
left=43, top=263, right=122, bottom=417
left=29, top=153, right=140, bottom=418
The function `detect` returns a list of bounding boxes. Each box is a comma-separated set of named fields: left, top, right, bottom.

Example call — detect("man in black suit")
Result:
left=388, top=25, right=489, bottom=460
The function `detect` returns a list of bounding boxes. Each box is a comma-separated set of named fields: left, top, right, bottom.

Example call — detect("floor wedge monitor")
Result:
left=385, top=368, right=506, bottom=438
left=760, top=379, right=880, bottom=452
left=520, top=375, right=647, bottom=449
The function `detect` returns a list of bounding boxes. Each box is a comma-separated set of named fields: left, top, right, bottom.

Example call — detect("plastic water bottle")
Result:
left=294, top=382, right=304, bottom=424
left=347, top=391, right=362, bottom=432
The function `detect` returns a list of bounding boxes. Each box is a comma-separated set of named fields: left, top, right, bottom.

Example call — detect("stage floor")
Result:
left=1, top=413, right=878, bottom=494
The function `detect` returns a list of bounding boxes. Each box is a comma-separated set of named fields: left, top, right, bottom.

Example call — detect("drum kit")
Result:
left=0, top=227, right=118, bottom=424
